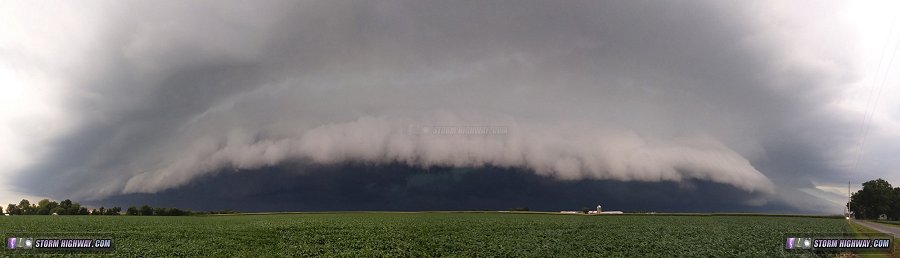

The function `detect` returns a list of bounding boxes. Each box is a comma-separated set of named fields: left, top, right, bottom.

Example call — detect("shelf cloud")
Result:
left=3, top=0, right=885, bottom=213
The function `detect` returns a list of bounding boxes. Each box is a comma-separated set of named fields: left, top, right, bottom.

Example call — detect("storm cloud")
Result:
left=4, top=0, right=884, bottom=213
left=95, top=163, right=791, bottom=213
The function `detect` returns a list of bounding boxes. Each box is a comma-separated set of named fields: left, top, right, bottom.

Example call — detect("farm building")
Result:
left=594, top=203, right=623, bottom=214
left=560, top=203, right=624, bottom=215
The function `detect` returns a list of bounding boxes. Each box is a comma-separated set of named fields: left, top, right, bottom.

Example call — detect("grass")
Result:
left=873, top=220, right=900, bottom=227
left=847, top=220, right=899, bottom=258
left=0, top=213, right=855, bottom=257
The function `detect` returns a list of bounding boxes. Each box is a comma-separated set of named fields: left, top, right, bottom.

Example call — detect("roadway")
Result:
left=853, top=220, right=900, bottom=238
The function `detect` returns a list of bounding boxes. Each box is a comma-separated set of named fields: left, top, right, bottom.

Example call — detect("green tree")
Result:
left=36, top=199, right=51, bottom=215
left=850, top=178, right=895, bottom=219
left=59, top=199, right=72, bottom=215
left=67, top=203, right=81, bottom=215
left=18, top=199, right=32, bottom=215
left=47, top=201, right=58, bottom=212
left=891, top=187, right=900, bottom=220
left=6, top=203, right=18, bottom=215
left=140, top=205, right=153, bottom=216
left=170, top=208, right=187, bottom=216
left=126, top=206, right=138, bottom=215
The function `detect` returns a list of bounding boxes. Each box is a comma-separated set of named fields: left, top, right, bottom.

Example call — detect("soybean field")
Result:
left=0, top=213, right=852, bottom=257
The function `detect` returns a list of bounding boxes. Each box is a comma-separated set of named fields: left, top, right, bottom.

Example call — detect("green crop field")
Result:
left=0, top=213, right=855, bottom=257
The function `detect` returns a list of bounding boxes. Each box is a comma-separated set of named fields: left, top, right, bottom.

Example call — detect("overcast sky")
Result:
left=1, top=0, right=899, bottom=213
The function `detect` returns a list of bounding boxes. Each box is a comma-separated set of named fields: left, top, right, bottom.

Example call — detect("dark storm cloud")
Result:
left=92, top=163, right=796, bottom=213
left=14, top=0, right=861, bottom=212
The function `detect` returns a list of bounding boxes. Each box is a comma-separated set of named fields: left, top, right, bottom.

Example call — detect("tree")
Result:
left=6, top=204, right=18, bottom=215
left=47, top=201, right=58, bottom=213
left=37, top=199, right=51, bottom=215
left=850, top=178, right=896, bottom=219
left=0, top=199, right=194, bottom=216
left=169, top=208, right=187, bottom=216
left=126, top=206, right=138, bottom=215
left=18, top=199, right=32, bottom=215
left=59, top=199, right=72, bottom=215
left=891, top=187, right=900, bottom=220
left=140, top=205, right=153, bottom=216
left=67, top=203, right=81, bottom=215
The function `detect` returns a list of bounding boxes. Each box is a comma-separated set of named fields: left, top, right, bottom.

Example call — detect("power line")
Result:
left=849, top=14, right=900, bottom=176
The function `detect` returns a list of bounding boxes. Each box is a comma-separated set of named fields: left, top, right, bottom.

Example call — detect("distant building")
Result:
left=595, top=203, right=623, bottom=214
left=561, top=203, right=624, bottom=215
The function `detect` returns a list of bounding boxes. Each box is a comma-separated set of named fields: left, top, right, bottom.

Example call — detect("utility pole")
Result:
left=846, top=181, right=851, bottom=219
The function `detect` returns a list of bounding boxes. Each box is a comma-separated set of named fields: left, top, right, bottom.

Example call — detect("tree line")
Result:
left=4, top=199, right=94, bottom=215
left=1, top=199, right=215, bottom=216
left=849, top=178, right=900, bottom=220
left=125, top=205, right=193, bottom=216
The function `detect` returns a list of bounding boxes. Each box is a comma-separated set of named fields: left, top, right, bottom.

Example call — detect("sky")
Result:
left=1, top=0, right=898, bottom=213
